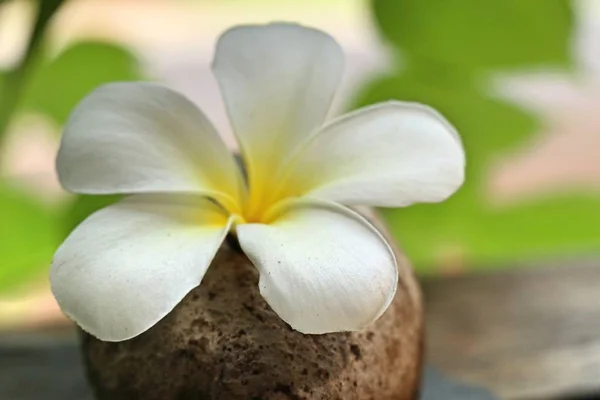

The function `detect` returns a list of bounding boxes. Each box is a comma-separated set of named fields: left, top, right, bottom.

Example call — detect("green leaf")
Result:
left=373, top=0, right=574, bottom=71
left=61, top=194, right=122, bottom=238
left=0, top=186, right=121, bottom=292
left=21, top=41, right=143, bottom=125
left=383, top=194, right=600, bottom=273
left=0, top=182, right=59, bottom=292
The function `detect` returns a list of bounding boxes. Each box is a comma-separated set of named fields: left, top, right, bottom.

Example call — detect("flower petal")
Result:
left=279, top=102, right=465, bottom=207
left=50, top=195, right=231, bottom=341
left=212, top=23, right=344, bottom=204
left=57, top=82, right=243, bottom=209
left=236, top=199, right=398, bottom=334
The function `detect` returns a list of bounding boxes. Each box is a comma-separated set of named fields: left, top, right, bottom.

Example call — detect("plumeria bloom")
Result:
left=50, top=23, right=465, bottom=342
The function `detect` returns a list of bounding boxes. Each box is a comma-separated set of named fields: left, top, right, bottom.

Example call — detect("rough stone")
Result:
left=81, top=214, right=424, bottom=400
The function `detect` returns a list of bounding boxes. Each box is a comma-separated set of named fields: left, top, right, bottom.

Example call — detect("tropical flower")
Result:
left=50, top=23, right=465, bottom=342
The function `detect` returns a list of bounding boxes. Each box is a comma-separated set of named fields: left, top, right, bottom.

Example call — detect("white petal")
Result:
left=236, top=199, right=398, bottom=334
left=57, top=82, right=243, bottom=208
left=279, top=102, right=465, bottom=207
left=50, top=195, right=231, bottom=341
left=212, top=23, right=344, bottom=188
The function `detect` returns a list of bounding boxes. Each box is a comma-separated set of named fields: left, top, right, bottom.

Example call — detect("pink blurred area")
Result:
left=0, top=0, right=599, bottom=328
left=491, top=0, right=600, bottom=201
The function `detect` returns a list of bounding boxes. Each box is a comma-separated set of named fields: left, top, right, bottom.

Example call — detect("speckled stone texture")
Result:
left=81, top=216, right=424, bottom=400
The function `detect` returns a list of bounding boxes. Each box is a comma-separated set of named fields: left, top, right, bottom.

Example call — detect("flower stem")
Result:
left=0, top=0, right=67, bottom=146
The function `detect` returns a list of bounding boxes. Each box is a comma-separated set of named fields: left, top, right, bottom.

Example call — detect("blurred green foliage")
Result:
left=374, top=0, right=573, bottom=71
left=62, top=195, right=122, bottom=236
left=0, top=183, right=58, bottom=291
left=361, top=0, right=600, bottom=272
left=0, top=0, right=143, bottom=292
left=21, top=42, right=142, bottom=126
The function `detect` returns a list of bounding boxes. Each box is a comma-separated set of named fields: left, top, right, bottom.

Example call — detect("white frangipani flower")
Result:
left=50, top=23, right=465, bottom=342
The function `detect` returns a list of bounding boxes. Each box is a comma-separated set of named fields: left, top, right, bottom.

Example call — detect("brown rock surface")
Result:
left=81, top=216, right=424, bottom=400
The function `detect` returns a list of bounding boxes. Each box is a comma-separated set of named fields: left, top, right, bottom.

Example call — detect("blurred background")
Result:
left=0, top=0, right=599, bottom=398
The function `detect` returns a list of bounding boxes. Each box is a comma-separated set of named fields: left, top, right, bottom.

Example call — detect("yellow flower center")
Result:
left=232, top=156, right=297, bottom=225
left=240, top=175, right=280, bottom=224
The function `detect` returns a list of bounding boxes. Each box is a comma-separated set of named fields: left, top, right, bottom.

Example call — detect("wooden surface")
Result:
left=0, top=329, right=494, bottom=400
left=423, top=258, right=600, bottom=400
left=0, top=330, right=93, bottom=400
